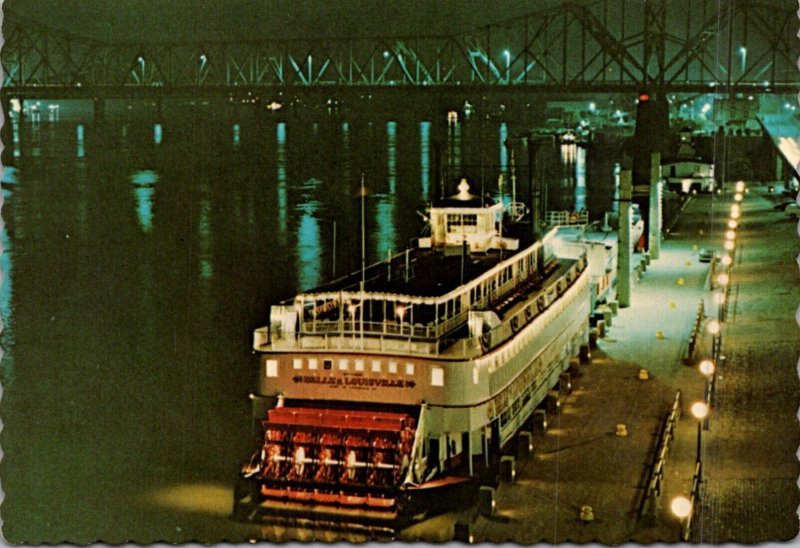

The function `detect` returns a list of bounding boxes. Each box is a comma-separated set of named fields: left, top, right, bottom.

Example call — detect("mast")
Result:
left=360, top=173, right=366, bottom=347
left=360, top=173, right=366, bottom=292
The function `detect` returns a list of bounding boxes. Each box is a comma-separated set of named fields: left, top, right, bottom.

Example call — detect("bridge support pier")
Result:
left=618, top=169, right=634, bottom=308
left=1, top=95, right=11, bottom=121
left=633, top=93, right=669, bottom=251
left=648, top=152, right=662, bottom=260
left=1, top=96, right=16, bottom=166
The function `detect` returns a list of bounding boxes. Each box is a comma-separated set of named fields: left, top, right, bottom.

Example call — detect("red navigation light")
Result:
left=638, top=93, right=650, bottom=102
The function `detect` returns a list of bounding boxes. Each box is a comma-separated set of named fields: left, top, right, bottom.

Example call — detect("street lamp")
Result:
left=198, top=54, right=208, bottom=84
left=723, top=240, right=735, bottom=251
left=396, top=305, right=407, bottom=335
left=690, top=401, right=709, bottom=479
left=734, top=192, right=743, bottom=202
left=698, top=359, right=715, bottom=377
left=671, top=495, right=693, bottom=540
left=716, top=273, right=729, bottom=287
left=699, top=358, right=715, bottom=402
left=739, top=46, right=747, bottom=74
left=724, top=229, right=736, bottom=241
left=671, top=495, right=692, bottom=519
left=728, top=219, right=738, bottom=229
left=721, top=254, right=732, bottom=266
left=137, top=55, right=146, bottom=82
left=347, top=303, right=359, bottom=333
left=707, top=319, right=721, bottom=335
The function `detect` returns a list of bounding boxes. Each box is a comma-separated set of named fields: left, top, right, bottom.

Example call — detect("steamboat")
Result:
left=234, top=178, right=591, bottom=525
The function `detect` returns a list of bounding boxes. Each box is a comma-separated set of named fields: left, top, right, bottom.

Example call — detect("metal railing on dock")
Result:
left=683, top=300, right=705, bottom=365
left=681, top=461, right=703, bottom=541
left=637, top=390, right=682, bottom=524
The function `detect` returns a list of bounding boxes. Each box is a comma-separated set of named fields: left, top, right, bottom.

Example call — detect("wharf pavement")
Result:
left=400, top=186, right=800, bottom=543
left=692, top=186, right=800, bottom=543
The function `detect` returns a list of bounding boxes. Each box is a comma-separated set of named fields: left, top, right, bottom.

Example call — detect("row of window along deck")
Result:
left=296, top=241, right=552, bottom=341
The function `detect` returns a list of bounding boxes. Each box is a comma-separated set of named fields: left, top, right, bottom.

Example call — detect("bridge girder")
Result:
left=1, top=0, right=795, bottom=93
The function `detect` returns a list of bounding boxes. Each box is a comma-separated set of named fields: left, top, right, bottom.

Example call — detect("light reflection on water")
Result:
left=447, top=119, right=461, bottom=176
left=0, top=192, right=14, bottom=387
left=499, top=122, right=508, bottom=173
left=76, top=123, right=85, bottom=157
left=147, top=482, right=233, bottom=516
left=130, top=170, right=160, bottom=233
left=276, top=122, right=289, bottom=246
left=420, top=121, right=431, bottom=199
left=369, top=122, right=399, bottom=259
left=575, top=145, right=587, bottom=212
left=198, top=191, right=214, bottom=280
left=12, top=120, right=20, bottom=157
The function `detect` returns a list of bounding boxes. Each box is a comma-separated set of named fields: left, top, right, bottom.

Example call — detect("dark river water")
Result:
left=1, top=104, right=620, bottom=542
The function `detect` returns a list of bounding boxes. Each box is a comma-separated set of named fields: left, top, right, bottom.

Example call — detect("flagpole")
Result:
left=360, top=173, right=366, bottom=348
left=361, top=173, right=366, bottom=292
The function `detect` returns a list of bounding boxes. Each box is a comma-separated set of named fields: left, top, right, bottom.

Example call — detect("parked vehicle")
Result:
left=699, top=248, right=715, bottom=263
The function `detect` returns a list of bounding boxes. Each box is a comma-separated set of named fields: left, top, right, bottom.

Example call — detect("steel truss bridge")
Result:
left=1, top=0, right=796, bottom=99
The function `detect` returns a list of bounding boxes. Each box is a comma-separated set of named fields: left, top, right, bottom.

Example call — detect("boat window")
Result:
left=339, top=359, right=349, bottom=371
left=388, top=361, right=398, bottom=374
left=308, top=358, right=318, bottom=370
left=323, top=359, right=333, bottom=370
left=355, top=359, right=365, bottom=372
left=446, top=213, right=478, bottom=233
left=405, top=362, right=415, bottom=375
left=371, top=360, right=381, bottom=373
left=293, top=358, right=302, bottom=370
left=431, top=366, right=444, bottom=387
left=266, top=359, right=279, bottom=378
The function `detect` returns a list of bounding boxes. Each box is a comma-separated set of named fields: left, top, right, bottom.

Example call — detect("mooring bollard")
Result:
left=453, top=520, right=474, bottom=543
left=597, top=320, right=606, bottom=338
left=589, top=329, right=598, bottom=349
left=500, top=455, right=516, bottom=484
left=532, top=409, right=547, bottom=434
left=559, top=372, right=573, bottom=395
left=579, top=344, right=591, bottom=364
left=517, top=431, right=533, bottom=458
left=478, top=486, right=495, bottom=516
left=609, top=300, right=619, bottom=315
left=546, top=390, right=560, bottom=415
left=603, top=308, right=613, bottom=327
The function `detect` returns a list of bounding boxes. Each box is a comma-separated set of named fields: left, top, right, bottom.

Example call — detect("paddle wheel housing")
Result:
left=238, top=405, right=420, bottom=521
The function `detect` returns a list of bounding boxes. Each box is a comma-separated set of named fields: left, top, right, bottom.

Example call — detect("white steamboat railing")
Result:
left=545, top=210, right=589, bottom=227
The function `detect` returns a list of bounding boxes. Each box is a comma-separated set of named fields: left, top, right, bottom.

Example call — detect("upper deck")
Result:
left=255, top=179, right=588, bottom=359
left=306, top=236, right=534, bottom=300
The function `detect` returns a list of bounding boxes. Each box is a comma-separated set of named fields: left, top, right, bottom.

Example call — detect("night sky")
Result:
left=5, top=0, right=554, bottom=42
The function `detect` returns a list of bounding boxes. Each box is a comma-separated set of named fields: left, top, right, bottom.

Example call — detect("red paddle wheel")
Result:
left=240, top=406, right=417, bottom=520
